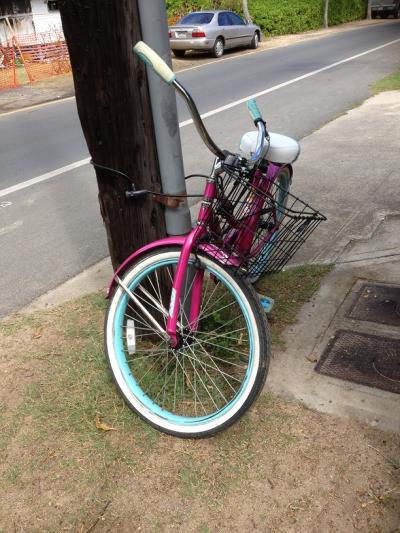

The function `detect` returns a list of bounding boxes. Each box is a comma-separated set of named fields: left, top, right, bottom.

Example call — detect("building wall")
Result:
left=0, top=0, right=34, bottom=42
left=31, top=0, right=62, bottom=33
left=0, top=0, right=62, bottom=42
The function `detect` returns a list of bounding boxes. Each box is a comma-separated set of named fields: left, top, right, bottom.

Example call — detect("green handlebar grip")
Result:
left=246, top=99, right=262, bottom=122
left=133, top=41, right=176, bottom=85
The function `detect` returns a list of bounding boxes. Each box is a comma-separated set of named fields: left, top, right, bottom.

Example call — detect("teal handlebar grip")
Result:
left=134, top=41, right=176, bottom=85
left=246, top=98, right=262, bottom=122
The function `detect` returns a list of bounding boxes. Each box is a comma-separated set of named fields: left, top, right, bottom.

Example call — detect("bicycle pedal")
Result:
left=258, top=294, right=274, bottom=314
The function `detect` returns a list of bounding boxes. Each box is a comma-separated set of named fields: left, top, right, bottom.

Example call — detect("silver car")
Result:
left=169, top=10, right=261, bottom=58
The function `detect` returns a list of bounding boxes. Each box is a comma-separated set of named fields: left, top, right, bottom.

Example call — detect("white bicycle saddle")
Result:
left=239, top=131, right=300, bottom=164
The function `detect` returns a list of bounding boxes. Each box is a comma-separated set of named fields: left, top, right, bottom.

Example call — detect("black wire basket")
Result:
left=198, top=162, right=326, bottom=278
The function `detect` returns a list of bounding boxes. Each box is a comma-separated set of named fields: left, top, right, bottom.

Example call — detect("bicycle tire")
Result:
left=105, top=247, right=270, bottom=438
left=248, top=165, right=292, bottom=283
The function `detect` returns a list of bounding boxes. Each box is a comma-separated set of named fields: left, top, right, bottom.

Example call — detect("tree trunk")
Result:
left=366, top=0, right=372, bottom=19
left=59, top=0, right=167, bottom=269
left=242, top=0, right=253, bottom=23
left=324, top=0, right=330, bottom=28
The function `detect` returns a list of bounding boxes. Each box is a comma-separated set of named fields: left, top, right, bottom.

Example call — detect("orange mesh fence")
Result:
left=0, top=28, right=71, bottom=90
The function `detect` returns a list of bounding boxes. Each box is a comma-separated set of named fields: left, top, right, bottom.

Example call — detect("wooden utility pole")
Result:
left=324, top=0, right=330, bottom=28
left=59, top=0, right=166, bottom=269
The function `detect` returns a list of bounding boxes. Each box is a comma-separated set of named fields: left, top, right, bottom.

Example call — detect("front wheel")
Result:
left=105, top=247, right=270, bottom=438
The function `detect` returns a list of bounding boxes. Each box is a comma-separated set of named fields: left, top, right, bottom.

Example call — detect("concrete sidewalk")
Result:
left=22, top=90, right=400, bottom=432
left=266, top=90, right=400, bottom=432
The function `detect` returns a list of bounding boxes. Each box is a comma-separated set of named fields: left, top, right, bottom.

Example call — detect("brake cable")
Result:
left=91, top=161, right=206, bottom=206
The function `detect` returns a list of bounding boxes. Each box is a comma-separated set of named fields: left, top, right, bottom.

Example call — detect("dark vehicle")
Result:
left=371, top=0, right=400, bottom=18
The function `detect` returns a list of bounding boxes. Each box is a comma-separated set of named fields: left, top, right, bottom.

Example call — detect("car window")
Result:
left=228, top=12, right=246, bottom=26
left=179, top=13, right=214, bottom=25
left=218, top=12, right=231, bottom=26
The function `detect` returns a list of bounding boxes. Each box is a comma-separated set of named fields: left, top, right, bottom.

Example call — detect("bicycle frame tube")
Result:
left=226, top=162, right=281, bottom=258
left=166, top=170, right=217, bottom=347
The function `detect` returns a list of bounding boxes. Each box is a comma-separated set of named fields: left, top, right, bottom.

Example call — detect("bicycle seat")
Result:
left=239, top=131, right=300, bottom=164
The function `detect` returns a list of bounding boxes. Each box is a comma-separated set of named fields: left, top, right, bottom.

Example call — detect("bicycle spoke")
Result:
left=183, top=345, right=240, bottom=390
left=198, top=299, right=237, bottom=322
left=195, top=337, right=248, bottom=358
left=183, top=348, right=220, bottom=410
left=174, top=353, right=208, bottom=415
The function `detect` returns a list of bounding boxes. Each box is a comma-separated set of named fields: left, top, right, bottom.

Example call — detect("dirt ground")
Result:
left=0, top=19, right=390, bottom=115
left=0, top=292, right=399, bottom=532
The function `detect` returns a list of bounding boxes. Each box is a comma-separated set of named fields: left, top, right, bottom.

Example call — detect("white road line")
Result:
left=0, top=158, right=90, bottom=198
left=1, top=36, right=399, bottom=199
left=0, top=96, right=76, bottom=118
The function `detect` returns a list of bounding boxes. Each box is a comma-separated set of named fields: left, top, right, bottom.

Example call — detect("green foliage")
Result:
left=328, top=0, right=366, bottom=25
left=166, top=0, right=242, bottom=19
left=249, top=0, right=323, bottom=36
left=166, top=0, right=367, bottom=35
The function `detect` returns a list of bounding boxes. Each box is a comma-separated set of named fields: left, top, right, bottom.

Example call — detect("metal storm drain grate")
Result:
left=315, top=330, right=400, bottom=394
left=346, top=283, right=400, bottom=326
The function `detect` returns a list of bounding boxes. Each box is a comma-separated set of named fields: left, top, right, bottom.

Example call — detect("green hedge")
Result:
left=166, top=0, right=242, bottom=19
left=248, top=0, right=322, bottom=36
left=166, top=0, right=367, bottom=35
left=328, top=0, right=366, bottom=26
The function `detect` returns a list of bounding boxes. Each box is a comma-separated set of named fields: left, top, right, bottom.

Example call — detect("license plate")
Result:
left=176, top=32, right=187, bottom=38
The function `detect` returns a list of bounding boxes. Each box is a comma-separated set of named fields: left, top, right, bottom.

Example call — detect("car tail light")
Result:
left=168, top=31, right=172, bottom=38
left=192, top=30, right=206, bottom=38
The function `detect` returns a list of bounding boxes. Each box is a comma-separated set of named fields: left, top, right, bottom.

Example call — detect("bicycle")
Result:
left=103, top=42, right=325, bottom=438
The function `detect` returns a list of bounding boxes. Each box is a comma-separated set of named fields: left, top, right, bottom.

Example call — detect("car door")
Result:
left=227, top=12, right=251, bottom=46
left=217, top=11, right=237, bottom=49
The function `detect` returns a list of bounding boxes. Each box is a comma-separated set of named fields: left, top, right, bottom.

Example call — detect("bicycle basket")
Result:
left=198, top=162, right=326, bottom=278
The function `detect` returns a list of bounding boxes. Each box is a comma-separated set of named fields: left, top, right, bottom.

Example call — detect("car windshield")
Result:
left=179, top=12, right=214, bottom=25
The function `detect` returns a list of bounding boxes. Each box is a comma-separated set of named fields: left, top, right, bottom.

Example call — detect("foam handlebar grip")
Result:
left=246, top=99, right=262, bottom=122
left=133, top=41, right=176, bottom=85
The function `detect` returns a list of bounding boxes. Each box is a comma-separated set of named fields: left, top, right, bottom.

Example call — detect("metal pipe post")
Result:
left=137, top=0, right=192, bottom=236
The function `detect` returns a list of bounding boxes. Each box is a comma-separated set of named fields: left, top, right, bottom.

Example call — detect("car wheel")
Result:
left=394, top=6, right=400, bottom=18
left=250, top=32, right=259, bottom=49
left=371, top=11, right=377, bottom=18
left=173, top=50, right=186, bottom=58
left=212, top=38, right=224, bottom=58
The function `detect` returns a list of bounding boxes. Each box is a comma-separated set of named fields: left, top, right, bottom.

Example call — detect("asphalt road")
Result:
left=0, top=20, right=399, bottom=317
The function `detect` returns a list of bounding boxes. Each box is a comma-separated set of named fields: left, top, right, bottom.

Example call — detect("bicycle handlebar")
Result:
left=134, top=40, right=225, bottom=160
left=246, top=99, right=268, bottom=164
left=133, top=41, right=267, bottom=165
left=133, top=41, right=176, bottom=85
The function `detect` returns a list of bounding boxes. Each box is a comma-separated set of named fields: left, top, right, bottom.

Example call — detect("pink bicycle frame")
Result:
left=165, top=161, right=282, bottom=348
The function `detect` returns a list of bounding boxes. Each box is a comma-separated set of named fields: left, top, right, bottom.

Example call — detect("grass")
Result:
left=0, top=264, right=330, bottom=445
left=387, top=457, right=400, bottom=470
left=256, top=264, right=333, bottom=345
left=0, top=263, right=399, bottom=531
left=0, top=265, right=330, bottom=519
left=371, top=71, right=400, bottom=94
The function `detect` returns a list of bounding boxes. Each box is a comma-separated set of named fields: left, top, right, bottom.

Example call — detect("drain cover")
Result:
left=315, top=330, right=400, bottom=394
left=347, top=283, right=400, bottom=326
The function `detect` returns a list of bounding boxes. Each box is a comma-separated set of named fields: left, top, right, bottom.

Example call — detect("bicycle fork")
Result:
left=166, top=168, right=219, bottom=347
